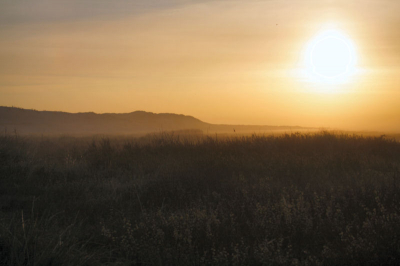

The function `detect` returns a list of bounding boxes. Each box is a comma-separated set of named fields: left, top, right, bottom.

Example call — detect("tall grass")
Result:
left=1, top=131, right=400, bottom=265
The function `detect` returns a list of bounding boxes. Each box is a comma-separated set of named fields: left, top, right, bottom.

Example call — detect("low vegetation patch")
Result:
left=1, top=132, right=400, bottom=265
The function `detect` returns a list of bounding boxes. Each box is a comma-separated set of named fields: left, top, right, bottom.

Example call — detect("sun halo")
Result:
left=301, top=29, right=358, bottom=87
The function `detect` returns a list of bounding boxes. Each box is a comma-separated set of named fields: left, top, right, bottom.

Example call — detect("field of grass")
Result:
left=1, top=131, right=400, bottom=265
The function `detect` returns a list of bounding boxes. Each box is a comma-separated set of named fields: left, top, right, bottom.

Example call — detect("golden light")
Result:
left=301, top=29, right=358, bottom=86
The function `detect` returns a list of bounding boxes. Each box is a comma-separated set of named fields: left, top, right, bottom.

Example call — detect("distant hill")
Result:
left=0, top=106, right=314, bottom=135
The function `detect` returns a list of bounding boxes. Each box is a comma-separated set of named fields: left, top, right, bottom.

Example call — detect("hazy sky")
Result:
left=1, top=0, right=399, bottom=131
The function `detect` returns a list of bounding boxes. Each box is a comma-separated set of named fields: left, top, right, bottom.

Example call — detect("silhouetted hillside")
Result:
left=0, top=106, right=313, bottom=135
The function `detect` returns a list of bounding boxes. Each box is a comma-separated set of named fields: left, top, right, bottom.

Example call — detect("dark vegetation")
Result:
left=1, top=131, right=400, bottom=265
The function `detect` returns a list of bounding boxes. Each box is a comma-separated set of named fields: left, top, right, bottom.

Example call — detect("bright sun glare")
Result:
left=301, top=29, right=358, bottom=86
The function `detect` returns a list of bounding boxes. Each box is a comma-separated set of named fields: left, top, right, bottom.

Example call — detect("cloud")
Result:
left=0, top=0, right=216, bottom=24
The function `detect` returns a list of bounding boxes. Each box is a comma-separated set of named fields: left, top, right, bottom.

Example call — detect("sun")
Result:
left=311, top=36, right=351, bottom=78
left=302, top=29, right=358, bottom=85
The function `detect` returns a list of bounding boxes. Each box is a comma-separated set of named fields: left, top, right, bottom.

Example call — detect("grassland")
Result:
left=1, top=131, right=400, bottom=265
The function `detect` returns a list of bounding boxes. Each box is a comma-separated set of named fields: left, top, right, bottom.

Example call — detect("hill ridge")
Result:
left=0, top=106, right=313, bottom=135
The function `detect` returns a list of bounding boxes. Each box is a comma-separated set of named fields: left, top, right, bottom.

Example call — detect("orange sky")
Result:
left=1, top=0, right=399, bottom=131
